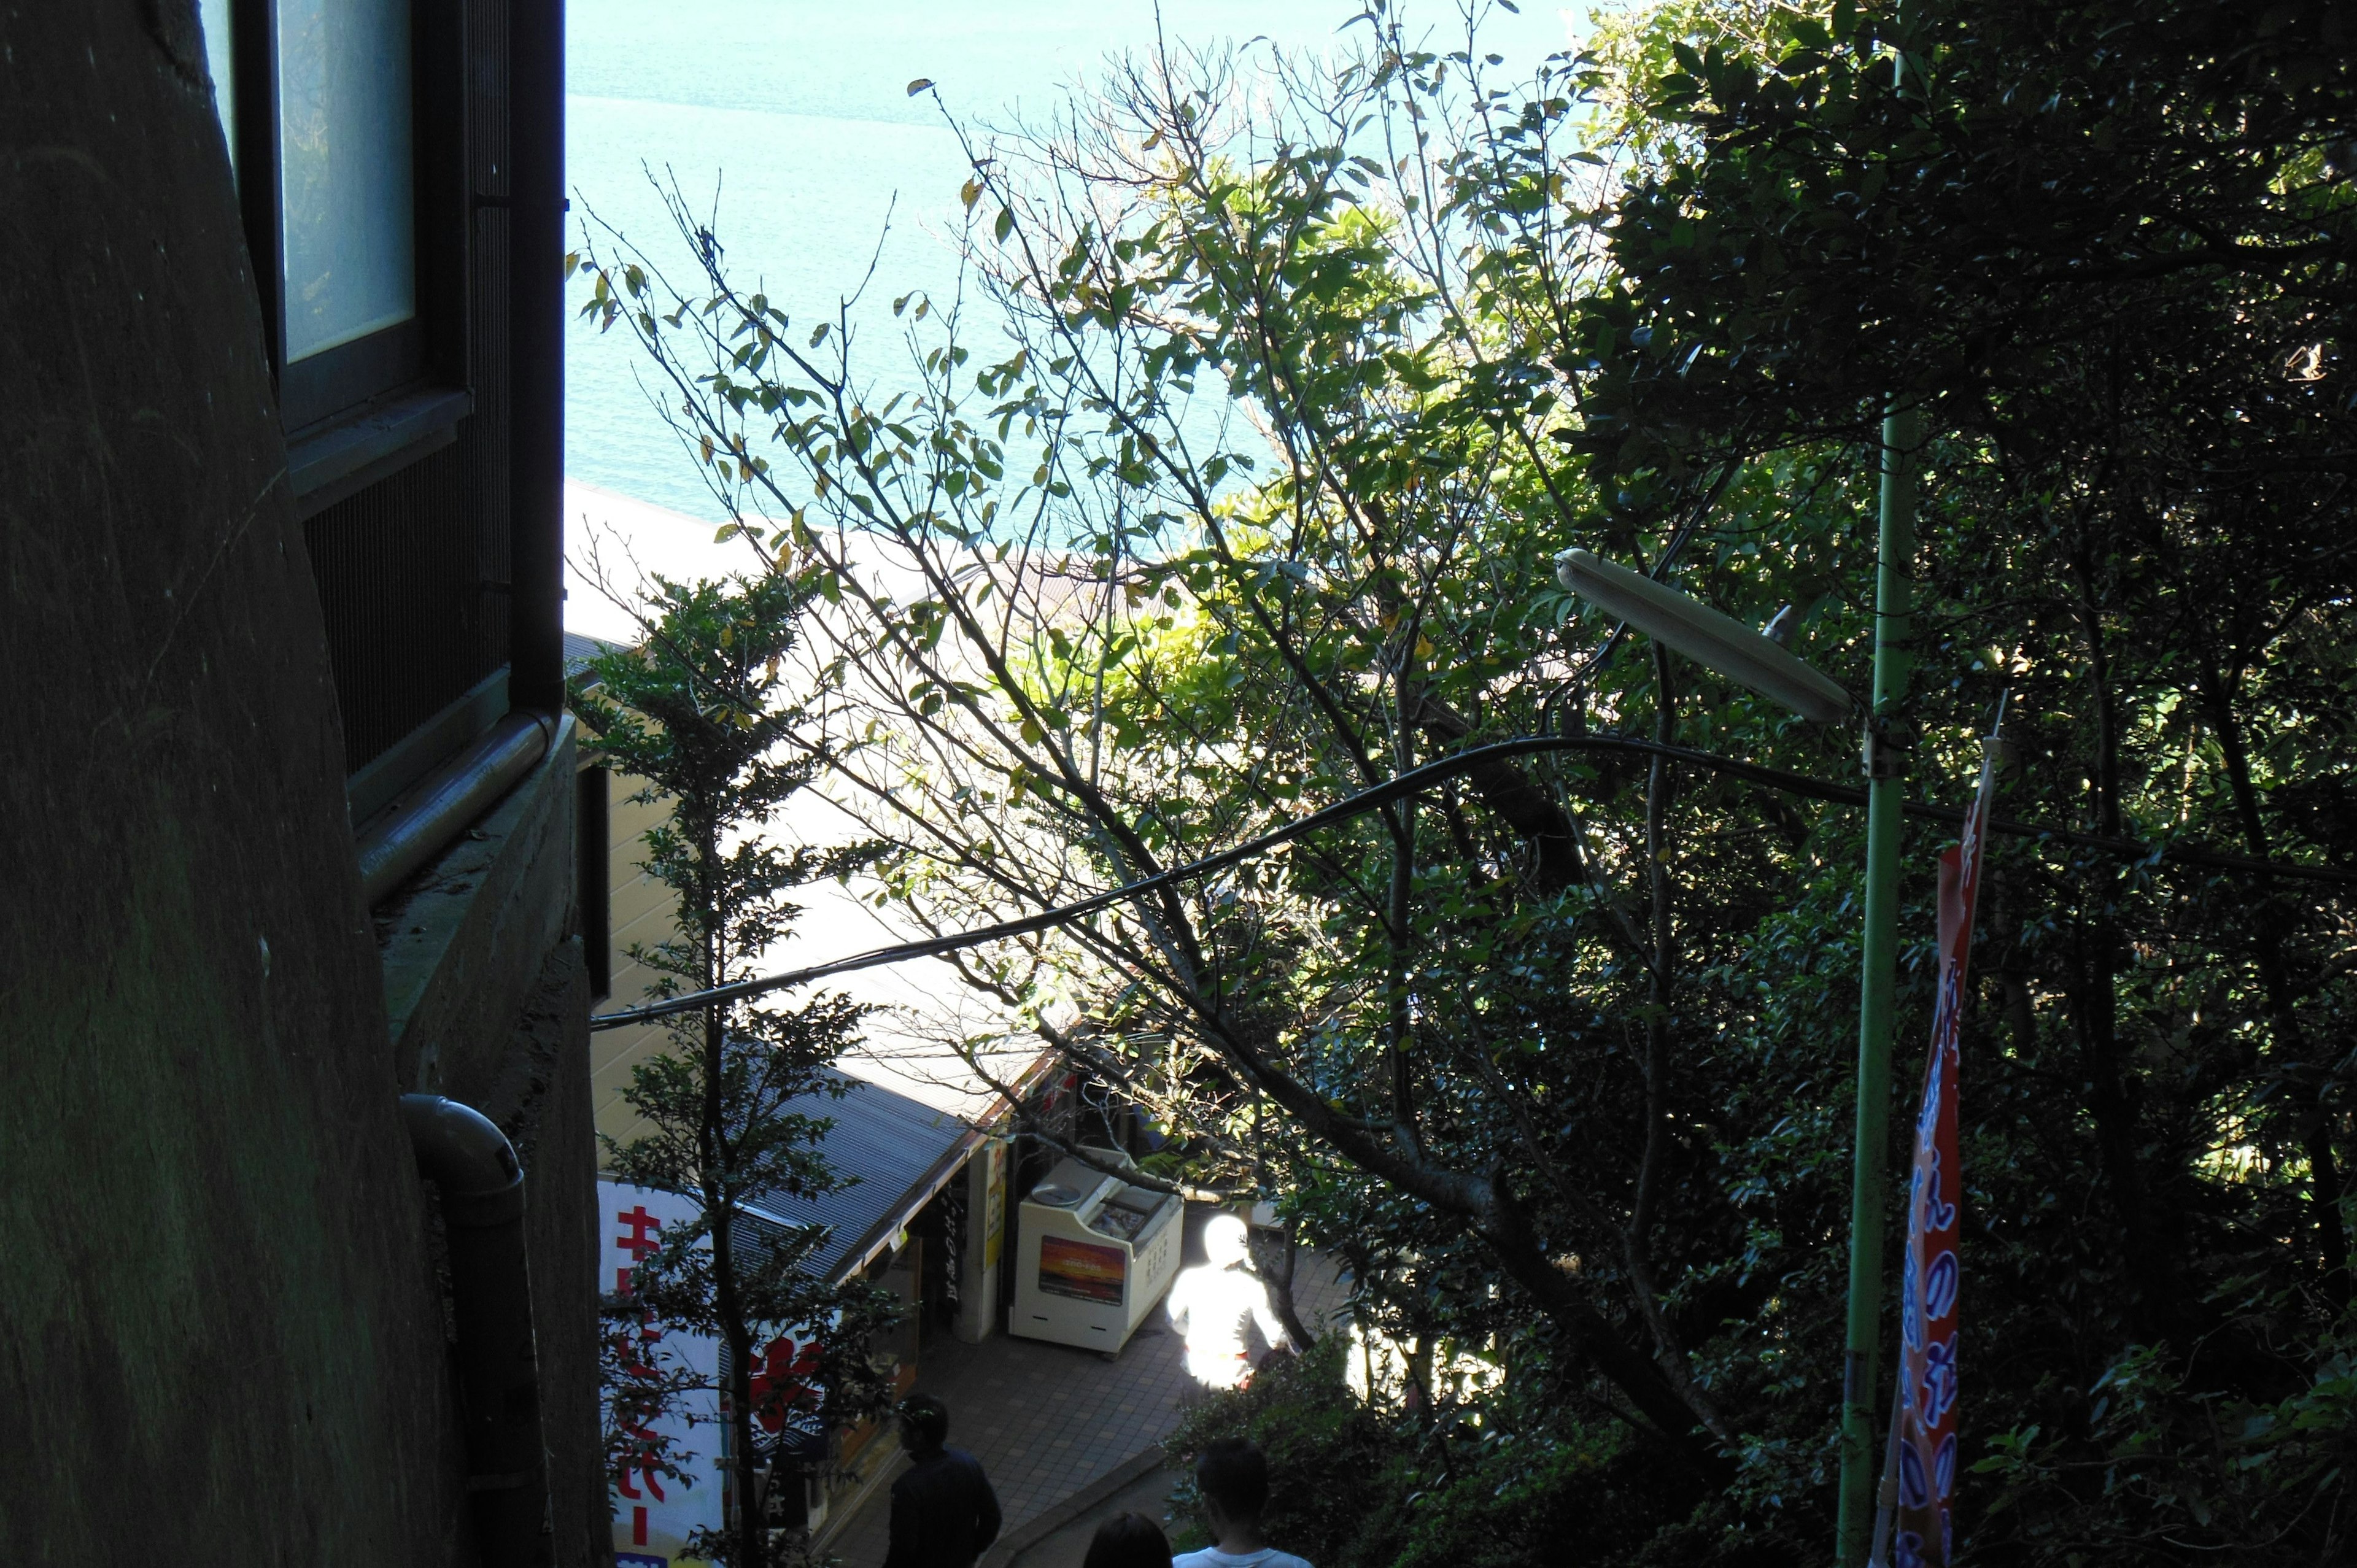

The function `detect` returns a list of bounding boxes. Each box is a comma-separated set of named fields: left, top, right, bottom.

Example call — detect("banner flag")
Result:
left=600, top=1180, right=724, bottom=1568
left=1875, top=733, right=2003, bottom=1568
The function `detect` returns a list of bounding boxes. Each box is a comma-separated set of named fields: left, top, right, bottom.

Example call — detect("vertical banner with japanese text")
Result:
left=600, top=1180, right=724, bottom=1567
left=1886, top=743, right=2001, bottom=1568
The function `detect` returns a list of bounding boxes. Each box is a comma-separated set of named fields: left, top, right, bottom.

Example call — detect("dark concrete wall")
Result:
left=507, top=937, right=611, bottom=1568
left=377, top=728, right=612, bottom=1567
left=383, top=722, right=584, bottom=1096
left=0, top=6, right=474, bottom=1563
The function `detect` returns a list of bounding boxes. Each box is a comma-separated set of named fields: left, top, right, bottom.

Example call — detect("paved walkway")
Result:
left=821, top=1207, right=1348, bottom=1567
left=1000, top=1463, right=1182, bottom=1568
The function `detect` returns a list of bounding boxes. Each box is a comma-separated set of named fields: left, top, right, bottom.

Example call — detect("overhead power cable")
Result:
left=590, top=730, right=2355, bottom=1032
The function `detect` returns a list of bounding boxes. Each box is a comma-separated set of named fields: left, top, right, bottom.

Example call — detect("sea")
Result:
left=560, top=0, right=1585, bottom=1017
left=562, top=0, right=1585, bottom=581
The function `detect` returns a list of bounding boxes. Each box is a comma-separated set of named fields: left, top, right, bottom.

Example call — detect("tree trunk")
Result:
left=1251, top=1224, right=1314, bottom=1351
left=1196, top=998, right=1724, bottom=1469
left=713, top=1201, right=763, bottom=1568
left=2065, top=923, right=2177, bottom=1340
left=699, top=810, right=765, bottom=1568
left=2069, top=576, right=2179, bottom=1335
left=2196, top=662, right=2348, bottom=1305
left=1474, top=1191, right=1729, bottom=1480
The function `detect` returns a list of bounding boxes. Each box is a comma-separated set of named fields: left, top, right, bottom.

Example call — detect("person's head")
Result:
left=898, top=1394, right=948, bottom=1454
left=1081, top=1512, right=1172, bottom=1568
left=1202, top=1212, right=1250, bottom=1269
left=1194, top=1436, right=1269, bottom=1532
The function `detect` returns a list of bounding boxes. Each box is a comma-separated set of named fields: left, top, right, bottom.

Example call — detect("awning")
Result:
left=730, top=1067, right=980, bottom=1284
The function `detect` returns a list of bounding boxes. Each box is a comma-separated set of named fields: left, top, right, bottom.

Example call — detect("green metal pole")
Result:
left=1836, top=404, right=1921, bottom=1564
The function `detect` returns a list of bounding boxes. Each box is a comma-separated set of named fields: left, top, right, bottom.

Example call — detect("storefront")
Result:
left=598, top=1049, right=1059, bottom=1565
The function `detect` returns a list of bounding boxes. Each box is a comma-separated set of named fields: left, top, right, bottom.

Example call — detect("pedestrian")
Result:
left=1167, top=1214, right=1295, bottom=1389
left=1172, top=1437, right=1312, bottom=1568
left=882, top=1394, right=1002, bottom=1568
left=1083, top=1511, right=1174, bottom=1568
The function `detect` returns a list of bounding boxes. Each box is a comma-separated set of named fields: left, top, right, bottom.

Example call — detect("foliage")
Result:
left=1164, top=1343, right=1415, bottom=1563
left=1166, top=1340, right=1725, bottom=1567
left=580, top=575, right=899, bottom=1568
left=575, top=0, right=2357, bottom=1559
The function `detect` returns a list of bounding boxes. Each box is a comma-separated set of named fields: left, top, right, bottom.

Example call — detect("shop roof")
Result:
left=734, top=1067, right=980, bottom=1284
left=563, top=629, right=620, bottom=681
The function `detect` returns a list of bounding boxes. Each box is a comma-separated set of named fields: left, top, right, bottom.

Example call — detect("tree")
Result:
left=582, top=574, right=899, bottom=1568
left=573, top=16, right=1754, bottom=1476
left=574, top=0, right=2357, bottom=1558
left=1573, top=2, right=2357, bottom=1555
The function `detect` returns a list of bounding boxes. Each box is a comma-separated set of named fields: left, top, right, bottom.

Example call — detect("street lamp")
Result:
left=1555, top=500, right=1918, bottom=1568
left=1554, top=549, right=1855, bottom=722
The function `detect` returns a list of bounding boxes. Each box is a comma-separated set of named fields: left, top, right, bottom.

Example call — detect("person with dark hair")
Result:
left=1172, top=1438, right=1312, bottom=1568
left=882, top=1394, right=1002, bottom=1568
left=1083, top=1511, right=1175, bottom=1568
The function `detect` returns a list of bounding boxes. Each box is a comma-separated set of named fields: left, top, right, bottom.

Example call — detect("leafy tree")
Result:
left=1571, top=0, right=2357, bottom=1556
left=573, top=16, right=1743, bottom=1473
left=581, top=574, right=897, bottom=1568
left=573, top=0, right=2357, bottom=1559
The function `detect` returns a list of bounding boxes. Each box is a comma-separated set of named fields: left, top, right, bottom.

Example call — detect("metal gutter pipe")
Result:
left=400, top=1094, right=552, bottom=1567
left=507, top=0, right=566, bottom=714
left=354, top=711, right=554, bottom=906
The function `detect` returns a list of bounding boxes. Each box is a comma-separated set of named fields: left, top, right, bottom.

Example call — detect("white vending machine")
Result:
left=1010, top=1153, right=1183, bottom=1355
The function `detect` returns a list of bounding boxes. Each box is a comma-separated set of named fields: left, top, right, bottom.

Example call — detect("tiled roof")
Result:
left=563, top=629, right=621, bottom=681
left=732, top=1067, right=979, bottom=1283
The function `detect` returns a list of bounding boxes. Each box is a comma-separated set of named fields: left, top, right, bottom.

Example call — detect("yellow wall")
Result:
left=587, top=766, right=681, bottom=1153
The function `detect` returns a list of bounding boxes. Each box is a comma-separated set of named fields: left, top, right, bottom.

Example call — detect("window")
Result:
left=198, top=0, right=238, bottom=177
left=195, top=0, right=464, bottom=447
left=277, top=0, right=418, bottom=366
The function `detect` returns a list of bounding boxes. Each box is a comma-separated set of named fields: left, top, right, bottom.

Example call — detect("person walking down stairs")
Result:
left=883, top=1394, right=1002, bottom=1568
left=1173, top=1439, right=1313, bottom=1568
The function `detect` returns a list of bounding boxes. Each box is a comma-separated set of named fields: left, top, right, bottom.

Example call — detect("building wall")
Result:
left=373, top=725, right=610, bottom=1568
left=296, top=0, right=515, bottom=781
left=588, top=765, right=680, bottom=1145
left=0, top=6, right=478, bottom=1561
left=305, top=441, right=508, bottom=774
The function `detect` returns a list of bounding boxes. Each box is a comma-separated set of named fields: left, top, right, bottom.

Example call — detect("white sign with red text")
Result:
left=600, top=1180, right=724, bottom=1567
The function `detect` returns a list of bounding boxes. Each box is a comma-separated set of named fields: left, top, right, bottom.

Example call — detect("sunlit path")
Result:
left=820, top=1206, right=1349, bottom=1564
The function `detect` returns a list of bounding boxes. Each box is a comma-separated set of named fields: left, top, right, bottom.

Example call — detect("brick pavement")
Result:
left=819, top=1207, right=1349, bottom=1567
left=1000, top=1464, right=1182, bottom=1568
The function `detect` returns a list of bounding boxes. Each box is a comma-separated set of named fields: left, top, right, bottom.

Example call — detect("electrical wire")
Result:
left=590, top=730, right=2353, bottom=1031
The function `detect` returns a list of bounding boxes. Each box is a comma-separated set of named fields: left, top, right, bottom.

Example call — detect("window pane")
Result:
left=197, top=0, right=236, bottom=179
left=278, top=0, right=416, bottom=365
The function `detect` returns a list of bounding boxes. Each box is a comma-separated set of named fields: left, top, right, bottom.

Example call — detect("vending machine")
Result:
left=1010, top=1153, right=1183, bottom=1355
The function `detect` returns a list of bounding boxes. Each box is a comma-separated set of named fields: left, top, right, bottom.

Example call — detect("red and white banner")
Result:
left=601, top=1181, right=832, bottom=1566
left=1883, top=743, right=2002, bottom=1567
left=602, top=1180, right=724, bottom=1568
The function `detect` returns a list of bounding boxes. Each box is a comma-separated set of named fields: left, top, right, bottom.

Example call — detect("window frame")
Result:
left=220, top=0, right=470, bottom=447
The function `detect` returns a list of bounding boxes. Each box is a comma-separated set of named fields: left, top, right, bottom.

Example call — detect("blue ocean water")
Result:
left=563, top=0, right=1581, bottom=522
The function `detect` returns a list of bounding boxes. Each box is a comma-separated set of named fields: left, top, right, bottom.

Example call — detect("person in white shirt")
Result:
left=1166, top=1213, right=1293, bottom=1390
left=1171, top=1437, right=1314, bottom=1568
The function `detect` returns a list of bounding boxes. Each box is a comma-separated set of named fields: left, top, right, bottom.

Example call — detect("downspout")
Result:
left=507, top=0, right=567, bottom=716
left=400, top=1094, right=552, bottom=1566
